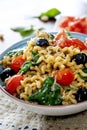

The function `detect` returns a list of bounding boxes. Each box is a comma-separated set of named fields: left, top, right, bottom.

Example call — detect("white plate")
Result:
left=0, top=33, right=87, bottom=116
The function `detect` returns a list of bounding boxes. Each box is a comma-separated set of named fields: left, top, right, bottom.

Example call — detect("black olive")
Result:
left=0, top=68, right=15, bottom=81
left=71, top=53, right=87, bottom=65
left=36, top=38, right=49, bottom=46
left=75, top=88, right=87, bottom=102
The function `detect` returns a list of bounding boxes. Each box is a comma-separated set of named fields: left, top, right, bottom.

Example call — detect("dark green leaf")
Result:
left=32, top=51, right=39, bottom=62
left=28, top=77, right=63, bottom=105
left=79, top=74, right=87, bottom=81
left=79, top=68, right=87, bottom=81
left=18, top=61, right=33, bottom=74
left=82, top=68, right=87, bottom=73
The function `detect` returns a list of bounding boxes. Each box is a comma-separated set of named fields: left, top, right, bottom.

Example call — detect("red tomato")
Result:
left=53, top=29, right=67, bottom=46
left=6, top=74, right=23, bottom=94
left=53, top=30, right=87, bottom=50
left=59, top=16, right=75, bottom=28
left=70, top=38, right=87, bottom=50
left=53, top=68, right=74, bottom=86
left=11, top=55, right=26, bottom=73
left=59, top=16, right=87, bottom=34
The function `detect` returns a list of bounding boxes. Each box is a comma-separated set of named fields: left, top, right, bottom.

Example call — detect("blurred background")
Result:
left=0, top=0, right=87, bottom=53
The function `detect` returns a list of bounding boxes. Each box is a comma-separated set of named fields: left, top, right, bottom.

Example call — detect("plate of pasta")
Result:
left=0, top=30, right=87, bottom=116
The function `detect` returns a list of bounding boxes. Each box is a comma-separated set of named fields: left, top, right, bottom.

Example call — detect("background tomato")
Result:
left=53, top=68, right=74, bottom=86
left=6, top=74, right=23, bottom=94
left=59, top=16, right=87, bottom=34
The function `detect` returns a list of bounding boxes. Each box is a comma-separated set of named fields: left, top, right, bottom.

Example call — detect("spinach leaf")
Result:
left=19, top=52, right=40, bottom=74
left=79, top=74, right=87, bottom=81
left=6, top=50, right=23, bottom=57
left=32, top=51, right=39, bottom=62
left=64, top=86, right=77, bottom=91
left=82, top=68, right=87, bottom=73
left=28, top=77, right=62, bottom=105
left=18, top=61, right=33, bottom=74
left=79, top=68, right=87, bottom=81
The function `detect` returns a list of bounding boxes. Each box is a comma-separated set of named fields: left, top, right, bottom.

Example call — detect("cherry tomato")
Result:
left=53, top=68, right=74, bottom=86
left=53, top=30, right=67, bottom=46
left=53, top=30, right=87, bottom=50
left=11, top=55, right=26, bottom=73
left=70, top=38, right=87, bottom=50
left=6, top=74, right=23, bottom=94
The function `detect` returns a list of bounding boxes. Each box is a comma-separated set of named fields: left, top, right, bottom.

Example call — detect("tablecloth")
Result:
left=0, top=90, right=87, bottom=130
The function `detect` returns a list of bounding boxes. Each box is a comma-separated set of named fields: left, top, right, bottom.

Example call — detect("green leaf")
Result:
left=66, top=28, right=73, bottom=38
left=64, top=86, right=77, bottom=91
left=11, top=27, right=25, bottom=32
left=6, top=50, right=23, bottom=57
left=32, top=51, right=39, bottom=63
left=35, top=8, right=61, bottom=20
left=82, top=68, right=87, bottom=73
left=79, top=68, right=87, bottom=81
left=79, top=74, right=87, bottom=81
left=18, top=61, right=33, bottom=74
left=11, top=26, right=44, bottom=37
left=28, top=77, right=63, bottom=105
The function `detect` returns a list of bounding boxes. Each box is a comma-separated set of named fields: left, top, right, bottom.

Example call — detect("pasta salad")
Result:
left=0, top=30, right=87, bottom=106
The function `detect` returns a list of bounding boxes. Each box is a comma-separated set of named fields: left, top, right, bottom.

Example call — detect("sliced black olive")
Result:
left=36, top=38, right=49, bottom=46
left=75, top=88, right=87, bottom=102
left=0, top=68, right=15, bottom=81
left=71, top=53, right=87, bottom=65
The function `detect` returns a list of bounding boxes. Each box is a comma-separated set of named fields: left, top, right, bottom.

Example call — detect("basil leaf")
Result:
left=11, top=26, right=44, bottom=37
left=39, top=8, right=61, bottom=18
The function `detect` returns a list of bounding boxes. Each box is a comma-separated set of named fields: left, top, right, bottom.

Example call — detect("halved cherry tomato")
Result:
left=6, top=74, right=23, bottom=94
left=11, top=55, right=26, bottom=73
left=53, top=68, right=74, bottom=86
left=69, top=38, right=87, bottom=50
left=53, top=30, right=87, bottom=50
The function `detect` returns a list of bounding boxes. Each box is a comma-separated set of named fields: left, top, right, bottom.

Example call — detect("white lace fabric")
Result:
left=0, top=91, right=87, bottom=130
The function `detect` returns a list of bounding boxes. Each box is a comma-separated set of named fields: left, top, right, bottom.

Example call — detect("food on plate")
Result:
left=0, top=30, right=87, bottom=106
left=59, top=16, right=87, bottom=34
